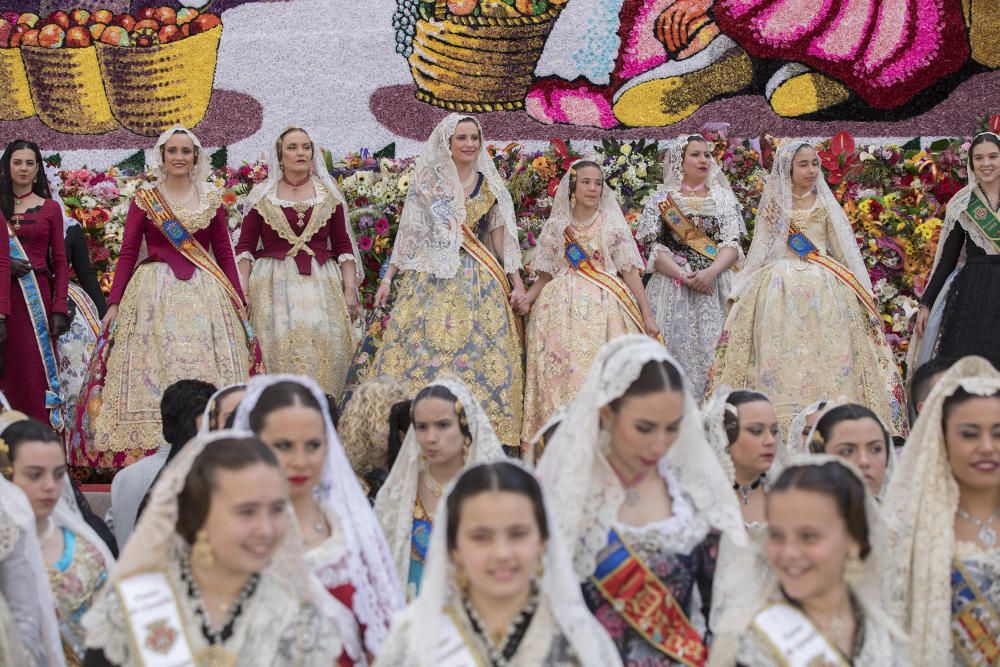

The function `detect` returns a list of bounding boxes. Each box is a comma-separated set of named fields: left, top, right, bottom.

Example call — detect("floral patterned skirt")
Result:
left=709, top=258, right=906, bottom=436
left=366, top=250, right=524, bottom=448
left=61, top=284, right=101, bottom=468
left=248, top=257, right=356, bottom=400
left=522, top=272, right=640, bottom=444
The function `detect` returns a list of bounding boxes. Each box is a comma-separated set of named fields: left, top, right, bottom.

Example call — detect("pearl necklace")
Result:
left=792, top=189, right=816, bottom=201
left=571, top=208, right=599, bottom=231
left=957, top=504, right=1000, bottom=548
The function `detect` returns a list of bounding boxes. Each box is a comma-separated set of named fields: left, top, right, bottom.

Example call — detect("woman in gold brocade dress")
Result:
left=520, top=161, right=659, bottom=453
left=708, top=142, right=905, bottom=437
left=236, top=127, right=362, bottom=400
left=367, top=114, right=526, bottom=449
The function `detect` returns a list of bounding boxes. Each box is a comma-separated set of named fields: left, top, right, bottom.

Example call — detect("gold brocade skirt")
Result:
left=709, top=258, right=906, bottom=435
left=91, top=263, right=250, bottom=464
left=522, top=271, right=641, bottom=444
left=248, top=257, right=356, bottom=400
left=367, top=251, right=524, bottom=448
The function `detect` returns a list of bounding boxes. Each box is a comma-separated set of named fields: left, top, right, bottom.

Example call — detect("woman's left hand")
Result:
left=643, top=313, right=661, bottom=339
left=685, top=269, right=716, bottom=295
left=509, top=286, right=527, bottom=312
left=344, top=287, right=360, bottom=321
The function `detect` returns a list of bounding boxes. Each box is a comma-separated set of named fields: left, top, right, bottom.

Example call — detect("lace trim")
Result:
left=256, top=181, right=337, bottom=258
left=136, top=186, right=223, bottom=233
left=613, top=466, right=711, bottom=554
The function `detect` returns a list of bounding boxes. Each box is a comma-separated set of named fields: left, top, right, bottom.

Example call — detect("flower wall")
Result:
left=54, top=120, right=998, bottom=371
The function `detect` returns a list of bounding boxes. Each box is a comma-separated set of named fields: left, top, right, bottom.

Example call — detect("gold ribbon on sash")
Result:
left=563, top=226, right=648, bottom=333
left=751, top=601, right=850, bottom=667
left=657, top=194, right=732, bottom=267
left=951, top=558, right=1000, bottom=666
left=460, top=223, right=525, bottom=341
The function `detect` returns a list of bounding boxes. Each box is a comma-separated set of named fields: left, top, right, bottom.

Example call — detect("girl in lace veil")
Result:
left=537, top=334, right=746, bottom=664
left=198, top=383, right=247, bottom=434
left=350, top=114, right=526, bottom=449
left=708, top=140, right=905, bottom=436
left=83, top=429, right=343, bottom=666
left=636, top=135, right=745, bottom=397
left=232, top=374, right=403, bottom=661
left=882, top=355, right=1000, bottom=666
left=710, top=455, right=910, bottom=666
left=376, top=461, right=623, bottom=666
left=802, top=402, right=899, bottom=500
left=74, top=126, right=260, bottom=471
left=703, top=386, right=784, bottom=529
left=785, top=399, right=828, bottom=456
left=914, top=133, right=1000, bottom=370
left=374, top=375, right=506, bottom=599
left=236, top=127, right=362, bottom=400
left=520, top=161, right=658, bottom=455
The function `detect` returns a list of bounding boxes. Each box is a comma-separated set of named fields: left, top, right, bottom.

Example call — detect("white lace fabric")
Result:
left=881, top=356, right=1000, bottom=667
left=144, top=124, right=214, bottom=198
left=388, top=114, right=521, bottom=278
left=532, top=160, right=644, bottom=278
left=535, top=334, right=747, bottom=580
left=232, top=374, right=403, bottom=658
left=374, top=375, right=507, bottom=585
left=378, top=461, right=624, bottom=667
left=242, top=126, right=364, bottom=279
left=709, top=453, right=905, bottom=667
left=731, top=141, right=872, bottom=303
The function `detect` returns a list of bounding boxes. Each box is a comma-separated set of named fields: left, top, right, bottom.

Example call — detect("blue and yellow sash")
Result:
left=786, top=223, right=880, bottom=320
left=951, top=558, right=1000, bottom=665
left=591, top=528, right=706, bottom=667
left=8, top=229, right=63, bottom=431
left=966, top=190, right=1000, bottom=253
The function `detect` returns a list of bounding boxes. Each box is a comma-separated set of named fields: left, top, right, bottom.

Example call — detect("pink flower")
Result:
left=358, top=236, right=373, bottom=251
left=374, top=217, right=390, bottom=234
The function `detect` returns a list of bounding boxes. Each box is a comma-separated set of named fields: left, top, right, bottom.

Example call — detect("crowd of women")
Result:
left=0, top=115, right=997, bottom=666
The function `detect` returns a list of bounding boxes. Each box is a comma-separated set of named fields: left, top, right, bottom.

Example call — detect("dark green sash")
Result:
left=965, top=190, right=1000, bottom=252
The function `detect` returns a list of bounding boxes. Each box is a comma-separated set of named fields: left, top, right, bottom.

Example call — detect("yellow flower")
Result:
left=896, top=222, right=906, bottom=232
left=620, top=144, right=632, bottom=155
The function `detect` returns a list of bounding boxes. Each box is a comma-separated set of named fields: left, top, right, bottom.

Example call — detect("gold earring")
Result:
left=192, top=529, right=214, bottom=569
left=454, top=563, right=468, bottom=592
left=535, top=559, right=544, bottom=580
left=844, top=550, right=862, bottom=586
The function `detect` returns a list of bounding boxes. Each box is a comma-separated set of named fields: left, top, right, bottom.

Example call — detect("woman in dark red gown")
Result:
left=0, top=140, right=69, bottom=428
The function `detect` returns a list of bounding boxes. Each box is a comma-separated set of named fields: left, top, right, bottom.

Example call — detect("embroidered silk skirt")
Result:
left=522, top=271, right=640, bottom=446
left=78, top=262, right=250, bottom=469
left=708, top=258, right=906, bottom=436
left=60, top=284, right=101, bottom=467
left=365, top=250, right=524, bottom=448
left=248, top=257, right=356, bottom=400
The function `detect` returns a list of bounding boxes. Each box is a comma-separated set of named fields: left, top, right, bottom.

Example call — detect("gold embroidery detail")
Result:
left=255, top=181, right=337, bottom=259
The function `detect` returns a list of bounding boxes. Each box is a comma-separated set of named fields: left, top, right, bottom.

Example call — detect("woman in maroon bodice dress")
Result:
left=0, top=140, right=69, bottom=429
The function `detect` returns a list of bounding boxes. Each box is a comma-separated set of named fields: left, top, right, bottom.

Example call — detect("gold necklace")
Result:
left=420, top=459, right=447, bottom=497
left=792, top=189, right=815, bottom=201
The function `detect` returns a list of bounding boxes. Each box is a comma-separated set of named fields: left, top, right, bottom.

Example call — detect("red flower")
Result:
left=550, top=138, right=569, bottom=159
left=868, top=200, right=884, bottom=219
left=990, top=114, right=1000, bottom=134
left=818, top=132, right=858, bottom=185
left=933, top=175, right=963, bottom=204
left=547, top=177, right=560, bottom=197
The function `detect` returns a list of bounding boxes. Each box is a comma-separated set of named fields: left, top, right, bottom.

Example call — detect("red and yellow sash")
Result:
left=658, top=194, right=730, bottom=266
left=134, top=187, right=264, bottom=374
left=592, top=528, right=706, bottom=667
left=563, top=225, right=645, bottom=332
left=952, top=558, right=1000, bottom=666
left=786, top=223, right=879, bottom=320
left=460, top=223, right=524, bottom=341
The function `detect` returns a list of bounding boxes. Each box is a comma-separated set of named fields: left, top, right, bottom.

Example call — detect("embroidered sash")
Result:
left=8, top=230, right=63, bottom=431
left=117, top=572, right=197, bottom=667
left=965, top=190, right=1000, bottom=253
left=951, top=558, right=1000, bottom=666
left=658, top=194, right=725, bottom=264
left=751, top=602, right=850, bottom=667
left=134, top=188, right=264, bottom=374
left=460, top=223, right=524, bottom=340
left=438, top=609, right=489, bottom=667
left=591, top=528, right=706, bottom=667
left=563, top=226, right=646, bottom=332
left=786, top=223, right=880, bottom=320
left=67, top=283, right=101, bottom=338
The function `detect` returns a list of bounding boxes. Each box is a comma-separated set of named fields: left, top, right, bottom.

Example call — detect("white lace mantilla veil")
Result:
left=532, top=159, right=644, bottom=277
left=709, top=454, right=904, bottom=667
left=374, top=375, right=507, bottom=584
left=0, top=476, right=65, bottom=667
left=635, top=134, right=746, bottom=245
left=785, top=399, right=828, bottom=456
left=535, top=335, right=747, bottom=580
left=881, top=356, right=1000, bottom=667
left=387, top=114, right=521, bottom=279
left=702, top=385, right=788, bottom=486
left=143, top=124, right=216, bottom=198
left=197, top=382, right=247, bottom=436
left=231, top=374, right=403, bottom=656
left=730, top=140, right=873, bottom=302
left=83, top=428, right=348, bottom=663
left=380, top=461, right=624, bottom=667
left=240, top=126, right=364, bottom=280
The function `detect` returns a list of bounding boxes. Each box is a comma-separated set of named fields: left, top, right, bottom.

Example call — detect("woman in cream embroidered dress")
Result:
left=709, top=456, right=910, bottom=667
left=233, top=375, right=403, bottom=664
left=882, top=356, right=1000, bottom=667
left=75, top=127, right=252, bottom=469
left=5, top=418, right=115, bottom=665
left=709, top=142, right=905, bottom=436
left=537, top=336, right=746, bottom=664
left=236, top=127, right=362, bottom=400
left=374, top=376, right=506, bottom=600
left=376, top=461, right=623, bottom=667
left=366, top=115, right=525, bottom=448
left=521, top=162, right=658, bottom=449
left=637, top=135, right=745, bottom=398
